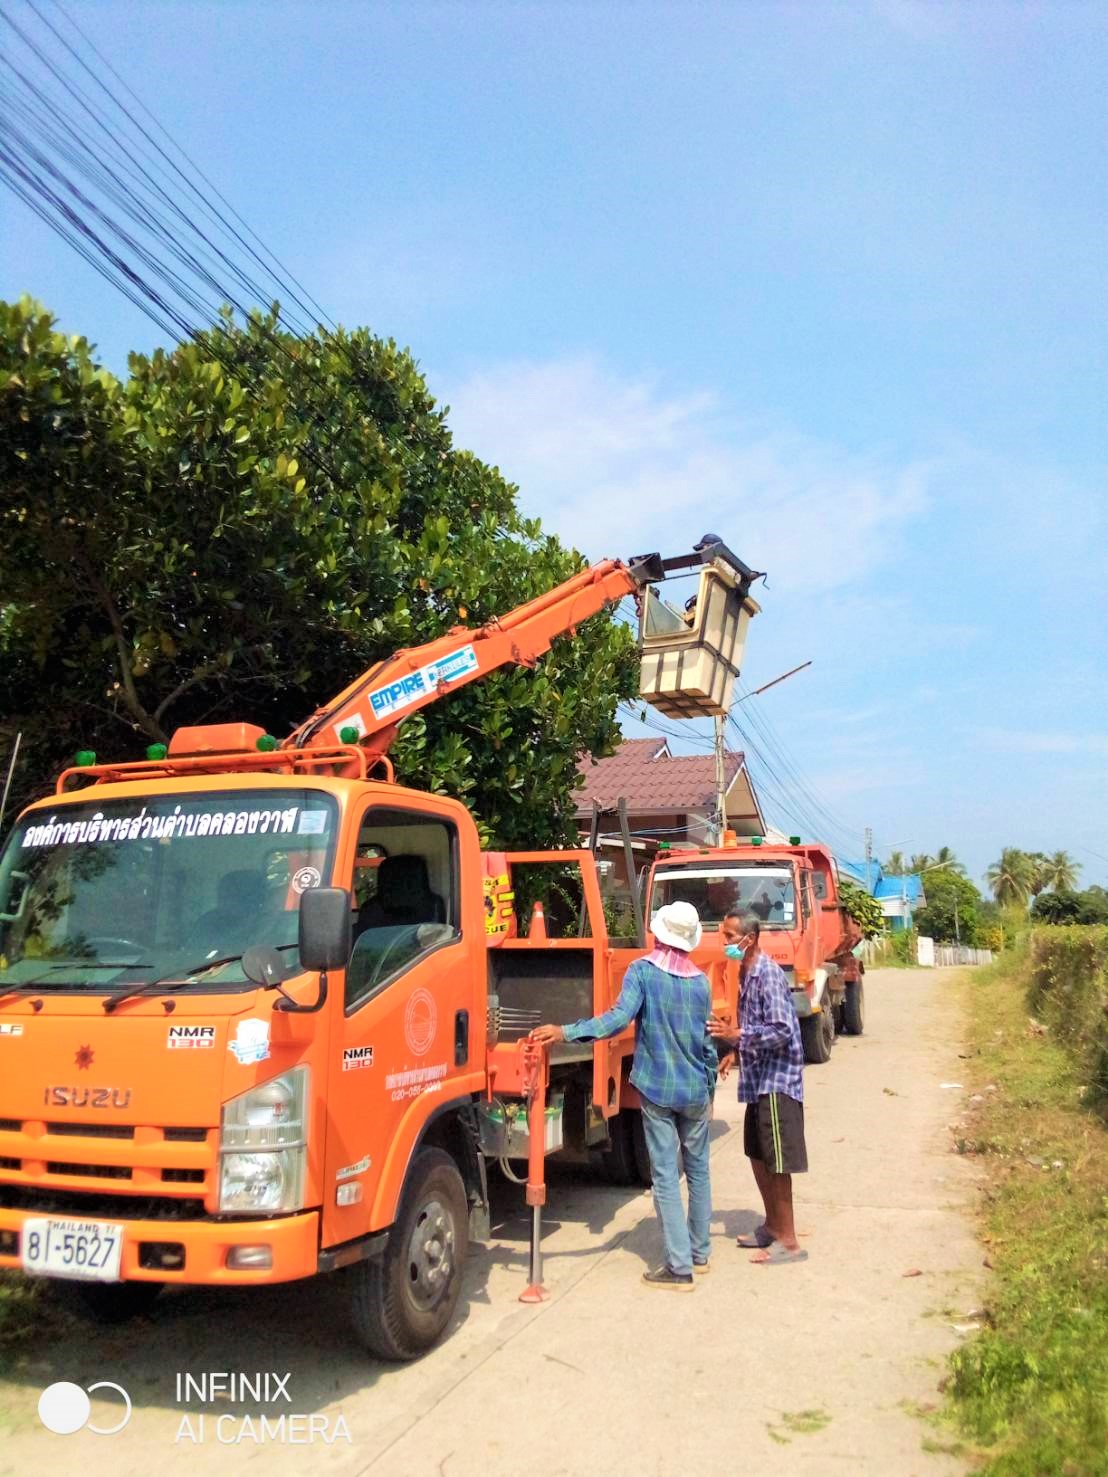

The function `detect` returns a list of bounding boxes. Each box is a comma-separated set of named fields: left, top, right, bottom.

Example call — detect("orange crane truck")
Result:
left=644, top=836, right=864, bottom=1063
left=0, top=538, right=760, bottom=1358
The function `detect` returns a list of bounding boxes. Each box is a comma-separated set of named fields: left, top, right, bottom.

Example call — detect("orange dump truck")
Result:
left=644, top=836, right=864, bottom=1063
left=0, top=538, right=760, bottom=1358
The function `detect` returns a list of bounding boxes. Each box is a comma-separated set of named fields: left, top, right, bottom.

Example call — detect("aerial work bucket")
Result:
left=637, top=560, right=760, bottom=718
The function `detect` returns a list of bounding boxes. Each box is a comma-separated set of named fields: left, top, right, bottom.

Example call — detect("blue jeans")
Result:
left=640, top=1095, right=712, bottom=1276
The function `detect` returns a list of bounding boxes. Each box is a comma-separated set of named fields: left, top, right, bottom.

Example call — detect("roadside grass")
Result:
left=0, top=1271, right=73, bottom=1363
left=943, top=944, right=1108, bottom=1474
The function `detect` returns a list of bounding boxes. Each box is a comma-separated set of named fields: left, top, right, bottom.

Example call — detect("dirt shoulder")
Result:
left=0, top=966, right=981, bottom=1476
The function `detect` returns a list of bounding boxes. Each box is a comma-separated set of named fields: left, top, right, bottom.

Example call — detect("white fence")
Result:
left=918, top=937, right=993, bottom=967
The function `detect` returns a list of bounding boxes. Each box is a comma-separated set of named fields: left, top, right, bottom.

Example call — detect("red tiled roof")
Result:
left=574, top=737, right=746, bottom=815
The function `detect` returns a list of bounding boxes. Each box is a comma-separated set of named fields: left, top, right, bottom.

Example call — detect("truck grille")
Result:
left=46, top=1161, right=132, bottom=1181
left=0, top=1118, right=215, bottom=1205
left=46, top=1122, right=135, bottom=1140
left=0, top=1184, right=207, bottom=1220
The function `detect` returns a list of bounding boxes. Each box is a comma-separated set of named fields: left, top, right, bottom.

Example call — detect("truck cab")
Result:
left=643, top=836, right=864, bottom=1063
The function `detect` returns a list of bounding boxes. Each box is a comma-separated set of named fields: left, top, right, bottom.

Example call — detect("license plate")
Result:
left=21, top=1217, right=124, bottom=1281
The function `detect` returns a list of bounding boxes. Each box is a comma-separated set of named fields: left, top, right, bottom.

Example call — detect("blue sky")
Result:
left=2, top=0, right=1105, bottom=887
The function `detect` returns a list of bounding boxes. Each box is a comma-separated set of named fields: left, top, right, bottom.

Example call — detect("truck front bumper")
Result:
left=0, top=1204, right=320, bottom=1285
left=790, top=988, right=815, bottom=1018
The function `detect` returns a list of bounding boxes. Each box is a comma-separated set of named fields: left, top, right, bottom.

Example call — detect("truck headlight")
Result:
left=219, top=1068, right=308, bottom=1215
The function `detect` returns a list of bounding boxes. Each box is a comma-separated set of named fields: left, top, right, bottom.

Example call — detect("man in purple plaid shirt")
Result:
left=710, top=908, right=808, bottom=1265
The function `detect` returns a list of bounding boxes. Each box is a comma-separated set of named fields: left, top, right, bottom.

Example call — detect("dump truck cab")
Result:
left=643, top=836, right=864, bottom=1064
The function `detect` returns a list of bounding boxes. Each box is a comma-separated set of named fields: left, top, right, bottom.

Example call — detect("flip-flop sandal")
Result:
left=736, top=1227, right=774, bottom=1249
left=750, top=1243, right=809, bottom=1266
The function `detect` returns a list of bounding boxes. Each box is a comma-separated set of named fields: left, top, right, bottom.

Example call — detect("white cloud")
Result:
left=444, top=356, right=931, bottom=594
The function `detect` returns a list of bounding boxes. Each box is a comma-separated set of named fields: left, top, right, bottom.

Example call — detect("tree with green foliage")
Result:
left=913, top=869, right=984, bottom=944
left=1031, top=885, right=1108, bottom=927
left=1039, top=850, right=1081, bottom=894
left=986, top=848, right=1036, bottom=908
left=0, top=297, right=637, bottom=847
left=932, top=845, right=965, bottom=876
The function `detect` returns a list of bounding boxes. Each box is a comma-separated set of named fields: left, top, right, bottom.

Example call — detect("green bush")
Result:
left=1028, top=926, right=1108, bottom=1104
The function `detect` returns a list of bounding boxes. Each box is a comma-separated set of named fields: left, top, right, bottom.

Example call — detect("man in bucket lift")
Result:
left=533, top=901, right=716, bottom=1290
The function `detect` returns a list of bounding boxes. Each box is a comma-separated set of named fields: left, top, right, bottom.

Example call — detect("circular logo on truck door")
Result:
left=404, top=988, right=437, bottom=1057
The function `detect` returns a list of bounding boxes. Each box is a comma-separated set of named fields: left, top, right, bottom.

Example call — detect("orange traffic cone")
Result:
left=528, top=901, right=548, bottom=941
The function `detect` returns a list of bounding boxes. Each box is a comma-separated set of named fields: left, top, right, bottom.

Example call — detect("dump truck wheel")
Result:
left=351, top=1148, right=468, bottom=1361
left=801, top=1007, right=834, bottom=1064
left=62, top=1279, right=163, bottom=1325
left=843, top=980, right=865, bottom=1035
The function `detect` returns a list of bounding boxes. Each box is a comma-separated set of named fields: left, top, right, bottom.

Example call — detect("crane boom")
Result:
left=284, top=554, right=664, bottom=761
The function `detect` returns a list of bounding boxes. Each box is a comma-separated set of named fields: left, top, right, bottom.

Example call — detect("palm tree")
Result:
left=885, top=851, right=906, bottom=876
left=986, top=848, right=1035, bottom=908
left=909, top=853, right=933, bottom=875
left=1027, top=852, right=1050, bottom=899
left=933, top=845, right=966, bottom=876
left=1040, top=850, right=1081, bottom=893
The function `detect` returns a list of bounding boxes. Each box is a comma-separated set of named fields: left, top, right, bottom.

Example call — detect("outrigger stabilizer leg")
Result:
left=518, top=1035, right=550, bottom=1304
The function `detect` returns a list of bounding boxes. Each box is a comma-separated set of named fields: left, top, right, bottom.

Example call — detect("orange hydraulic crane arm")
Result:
left=284, top=553, right=666, bottom=761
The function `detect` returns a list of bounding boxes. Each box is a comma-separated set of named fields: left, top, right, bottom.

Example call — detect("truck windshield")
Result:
left=0, top=790, right=338, bottom=993
left=651, top=865, right=796, bottom=930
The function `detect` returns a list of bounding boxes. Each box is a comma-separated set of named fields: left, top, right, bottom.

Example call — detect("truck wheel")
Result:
left=600, top=1109, right=637, bottom=1185
left=801, top=1007, right=834, bottom=1064
left=61, top=1279, right=163, bottom=1325
left=631, top=1110, right=653, bottom=1186
left=843, top=980, right=865, bottom=1035
left=350, top=1148, right=468, bottom=1361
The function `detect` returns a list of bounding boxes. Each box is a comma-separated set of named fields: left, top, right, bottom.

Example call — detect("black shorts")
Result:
left=744, top=1093, right=807, bottom=1175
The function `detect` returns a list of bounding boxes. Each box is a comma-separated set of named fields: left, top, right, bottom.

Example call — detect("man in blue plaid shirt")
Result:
left=534, top=900, right=716, bottom=1291
left=710, top=908, right=809, bottom=1265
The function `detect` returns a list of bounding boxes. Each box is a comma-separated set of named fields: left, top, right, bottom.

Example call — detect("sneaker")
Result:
left=642, top=1265, right=695, bottom=1291
left=692, top=1260, right=710, bottom=1276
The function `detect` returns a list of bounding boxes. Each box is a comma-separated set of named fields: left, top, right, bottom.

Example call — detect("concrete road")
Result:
left=1, top=967, right=981, bottom=1476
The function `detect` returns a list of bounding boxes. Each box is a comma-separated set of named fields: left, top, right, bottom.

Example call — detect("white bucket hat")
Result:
left=650, top=900, right=703, bottom=952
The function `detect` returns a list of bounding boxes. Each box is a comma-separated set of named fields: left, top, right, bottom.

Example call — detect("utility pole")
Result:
left=713, top=715, right=728, bottom=844
left=864, top=826, right=873, bottom=892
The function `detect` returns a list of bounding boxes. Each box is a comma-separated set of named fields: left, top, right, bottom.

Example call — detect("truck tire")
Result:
left=350, top=1147, right=468, bottom=1361
left=631, top=1109, right=653, bottom=1186
left=800, top=1006, right=834, bottom=1064
left=600, top=1108, right=637, bottom=1185
left=843, top=980, right=865, bottom=1035
left=62, top=1279, right=163, bottom=1325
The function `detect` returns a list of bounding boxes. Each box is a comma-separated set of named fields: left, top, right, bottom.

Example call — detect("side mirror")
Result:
left=298, top=886, right=352, bottom=972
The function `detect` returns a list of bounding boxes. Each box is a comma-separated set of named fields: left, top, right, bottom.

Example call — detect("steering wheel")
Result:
left=82, top=936, right=147, bottom=963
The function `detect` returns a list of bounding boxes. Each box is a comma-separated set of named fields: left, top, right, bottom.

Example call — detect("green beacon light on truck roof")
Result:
left=789, top=835, right=802, bottom=845
left=146, top=743, right=168, bottom=761
left=339, top=726, right=361, bottom=745
left=750, top=835, right=763, bottom=846
left=255, top=734, right=278, bottom=752
left=74, top=749, right=96, bottom=768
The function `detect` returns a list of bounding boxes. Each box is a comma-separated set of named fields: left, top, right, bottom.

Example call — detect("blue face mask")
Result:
left=724, top=943, right=745, bottom=961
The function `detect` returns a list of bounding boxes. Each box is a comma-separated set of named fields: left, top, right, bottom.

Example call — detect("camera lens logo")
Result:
left=38, top=1380, right=131, bottom=1436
